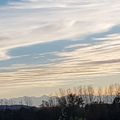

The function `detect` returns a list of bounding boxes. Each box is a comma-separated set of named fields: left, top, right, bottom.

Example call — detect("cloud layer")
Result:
left=0, top=0, right=120, bottom=97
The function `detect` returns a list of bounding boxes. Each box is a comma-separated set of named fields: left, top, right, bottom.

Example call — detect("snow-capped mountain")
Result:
left=0, top=95, right=51, bottom=107
left=0, top=95, right=116, bottom=107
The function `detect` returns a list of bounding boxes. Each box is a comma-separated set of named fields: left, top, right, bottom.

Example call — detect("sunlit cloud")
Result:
left=0, top=0, right=120, bottom=97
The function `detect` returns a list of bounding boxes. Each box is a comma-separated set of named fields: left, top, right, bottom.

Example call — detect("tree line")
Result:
left=0, top=84, right=120, bottom=120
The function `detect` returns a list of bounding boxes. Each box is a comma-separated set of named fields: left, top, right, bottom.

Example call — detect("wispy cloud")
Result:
left=0, top=0, right=120, bottom=97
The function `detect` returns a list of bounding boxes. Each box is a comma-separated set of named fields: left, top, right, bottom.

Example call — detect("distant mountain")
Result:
left=0, top=95, right=51, bottom=107
left=0, top=95, right=115, bottom=107
left=0, top=105, right=34, bottom=110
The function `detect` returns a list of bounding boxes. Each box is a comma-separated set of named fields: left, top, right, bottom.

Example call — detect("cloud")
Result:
left=0, top=0, right=120, bottom=97
left=0, top=0, right=120, bottom=56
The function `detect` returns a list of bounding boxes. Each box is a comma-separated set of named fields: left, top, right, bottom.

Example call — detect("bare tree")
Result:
left=87, top=86, right=95, bottom=103
left=108, top=85, right=114, bottom=103
left=98, top=88, right=103, bottom=103
left=24, top=97, right=33, bottom=106
left=0, top=99, right=3, bottom=105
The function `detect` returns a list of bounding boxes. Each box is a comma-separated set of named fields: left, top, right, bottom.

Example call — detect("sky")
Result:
left=0, top=0, right=120, bottom=98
